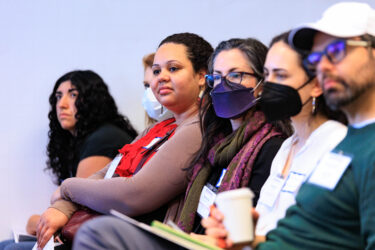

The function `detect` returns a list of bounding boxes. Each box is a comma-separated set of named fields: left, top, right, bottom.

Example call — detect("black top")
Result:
left=69, top=123, right=134, bottom=178
left=193, top=136, right=285, bottom=234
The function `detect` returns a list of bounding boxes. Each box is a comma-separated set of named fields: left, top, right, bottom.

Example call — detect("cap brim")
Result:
left=289, top=25, right=317, bottom=51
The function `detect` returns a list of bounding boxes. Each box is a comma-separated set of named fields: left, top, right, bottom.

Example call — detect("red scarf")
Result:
left=115, top=118, right=177, bottom=177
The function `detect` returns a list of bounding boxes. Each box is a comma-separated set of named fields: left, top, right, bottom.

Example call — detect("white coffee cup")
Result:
left=215, top=188, right=254, bottom=244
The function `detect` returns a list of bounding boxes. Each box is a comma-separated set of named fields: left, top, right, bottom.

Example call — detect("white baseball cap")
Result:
left=289, top=2, right=375, bottom=51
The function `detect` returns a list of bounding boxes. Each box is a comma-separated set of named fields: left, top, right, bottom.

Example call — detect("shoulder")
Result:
left=261, top=136, right=285, bottom=152
left=85, top=123, right=134, bottom=145
left=161, top=116, right=202, bottom=151
left=78, top=124, right=134, bottom=160
left=173, top=116, right=201, bottom=140
left=318, top=120, right=347, bottom=136
left=254, top=136, right=285, bottom=168
left=310, top=120, right=347, bottom=148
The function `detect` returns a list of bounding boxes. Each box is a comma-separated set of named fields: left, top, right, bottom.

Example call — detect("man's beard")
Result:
left=322, top=58, right=375, bottom=110
left=322, top=76, right=374, bottom=110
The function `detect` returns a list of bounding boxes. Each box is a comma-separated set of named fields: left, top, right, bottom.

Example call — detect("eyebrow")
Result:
left=68, top=88, right=78, bottom=93
left=270, top=68, right=287, bottom=73
left=55, top=88, right=78, bottom=94
left=152, top=60, right=181, bottom=67
left=214, top=67, right=248, bottom=74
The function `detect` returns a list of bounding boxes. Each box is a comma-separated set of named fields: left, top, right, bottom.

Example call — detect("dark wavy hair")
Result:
left=270, top=31, right=347, bottom=124
left=47, top=70, right=138, bottom=184
left=158, top=32, right=213, bottom=73
left=187, top=38, right=293, bottom=174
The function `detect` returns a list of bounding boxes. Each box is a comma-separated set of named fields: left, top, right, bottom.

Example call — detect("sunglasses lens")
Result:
left=306, top=52, right=322, bottom=68
left=326, top=40, right=346, bottom=63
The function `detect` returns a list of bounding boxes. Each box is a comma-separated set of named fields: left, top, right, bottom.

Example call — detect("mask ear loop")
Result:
left=253, top=79, right=263, bottom=102
left=296, top=76, right=314, bottom=91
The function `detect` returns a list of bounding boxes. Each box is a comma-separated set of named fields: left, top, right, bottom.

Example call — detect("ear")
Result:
left=310, top=78, right=323, bottom=98
left=196, top=69, right=207, bottom=87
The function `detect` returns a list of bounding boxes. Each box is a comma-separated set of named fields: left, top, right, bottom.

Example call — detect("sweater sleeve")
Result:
left=248, top=136, right=284, bottom=206
left=50, top=199, right=79, bottom=218
left=54, top=119, right=202, bottom=217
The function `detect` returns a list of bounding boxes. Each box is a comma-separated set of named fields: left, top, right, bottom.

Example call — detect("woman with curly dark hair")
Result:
left=0, top=70, right=138, bottom=250
left=46, top=70, right=137, bottom=184
left=36, top=33, right=213, bottom=249
left=22, top=70, right=137, bottom=238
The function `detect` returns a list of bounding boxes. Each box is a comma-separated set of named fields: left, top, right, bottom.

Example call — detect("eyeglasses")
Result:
left=303, top=39, right=371, bottom=72
left=205, top=72, right=258, bottom=88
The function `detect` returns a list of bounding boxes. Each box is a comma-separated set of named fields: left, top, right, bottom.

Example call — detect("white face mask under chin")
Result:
left=142, top=87, right=174, bottom=121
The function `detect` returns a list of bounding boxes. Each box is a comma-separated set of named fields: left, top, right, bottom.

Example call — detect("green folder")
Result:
left=151, top=220, right=223, bottom=250
left=110, top=209, right=223, bottom=250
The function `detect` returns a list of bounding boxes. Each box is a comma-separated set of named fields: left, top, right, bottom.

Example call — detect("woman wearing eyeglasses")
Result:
left=172, top=38, right=293, bottom=234
left=200, top=31, right=348, bottom=249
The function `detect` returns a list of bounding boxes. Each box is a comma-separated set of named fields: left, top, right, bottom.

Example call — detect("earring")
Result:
left=198, top=88, right=204, bottom=99
left=312, top=97, right=316, bottom=115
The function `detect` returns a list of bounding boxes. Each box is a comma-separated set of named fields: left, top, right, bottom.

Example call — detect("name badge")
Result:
left=143, top=137, right=162, bottom=150
left=257, top=175, right=285, bottom=208
left=308, top=152, right=351, bottom=190
left=197, top=184, right=217, bottom=218
left=104, top=154, right=123, bottom=179
left=282, top=171, right=306, bottom=193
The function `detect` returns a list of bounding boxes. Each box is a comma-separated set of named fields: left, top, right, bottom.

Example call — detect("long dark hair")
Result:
left=188, top=38, right=293, bottom=173
left=272, top=31, right=347, bottom=124
left=46, top=70, right=138, bottom=184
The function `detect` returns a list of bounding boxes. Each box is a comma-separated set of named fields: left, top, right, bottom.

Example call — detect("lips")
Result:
left=323, top=79, right=338, bottom=90
left=59, top=113, right=71, bottom=119
left=158, top=86, right=173, bottom=95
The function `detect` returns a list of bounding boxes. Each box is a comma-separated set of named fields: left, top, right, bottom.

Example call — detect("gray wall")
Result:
left=0, top=0, right=372, bottom=240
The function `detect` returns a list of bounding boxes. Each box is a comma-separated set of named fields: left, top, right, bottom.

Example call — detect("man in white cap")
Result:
left=256, top=2, right=375, bottom=249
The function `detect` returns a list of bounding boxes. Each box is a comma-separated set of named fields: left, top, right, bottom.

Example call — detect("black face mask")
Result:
left=260, top=79, right=313, bottom=122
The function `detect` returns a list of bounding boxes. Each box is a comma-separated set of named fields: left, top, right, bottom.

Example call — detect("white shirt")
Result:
left=255, top=120, right=347, bottom=236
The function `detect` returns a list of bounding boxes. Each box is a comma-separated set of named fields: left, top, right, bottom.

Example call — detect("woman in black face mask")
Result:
left=200, top=32, right=348, bottom=249
left=253, top=32, right=348, bottom=241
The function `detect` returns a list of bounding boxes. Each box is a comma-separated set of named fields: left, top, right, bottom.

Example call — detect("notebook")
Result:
left=110, top=209, right=222, bottom=250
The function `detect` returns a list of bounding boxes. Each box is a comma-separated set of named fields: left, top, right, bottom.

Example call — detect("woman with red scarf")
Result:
left=35, top=32, right=213, bottom=249
left=70, top=38, right=293, bottom=250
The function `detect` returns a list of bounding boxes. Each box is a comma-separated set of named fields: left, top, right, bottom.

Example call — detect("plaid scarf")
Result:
left=177, top=110, right=283, bottom=232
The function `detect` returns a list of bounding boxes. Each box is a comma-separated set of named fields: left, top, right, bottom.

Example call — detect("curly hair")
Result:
left=158, top=32, right=213, bottom=73
left=187, top=38, right=293, bottom=174
left=47, top=70, right=138, bottom=184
